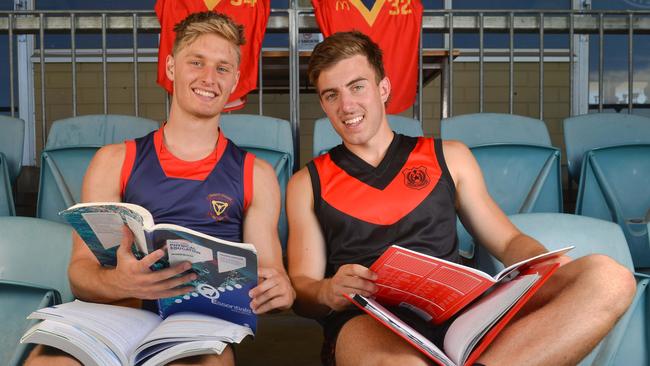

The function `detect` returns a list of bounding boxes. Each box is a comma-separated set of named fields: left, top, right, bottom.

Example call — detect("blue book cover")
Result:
left=60, top=202, right=258, bottom=333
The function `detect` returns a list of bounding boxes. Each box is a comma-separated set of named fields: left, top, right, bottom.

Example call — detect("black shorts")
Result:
left=320, top=306, right=452, bottom=366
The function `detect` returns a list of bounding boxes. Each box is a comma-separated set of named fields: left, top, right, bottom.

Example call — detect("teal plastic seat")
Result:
left=476, top=213, right=649, bottom=366
left=563, top=113, right=650, bottom=185
left=0, top=116, right=25, bottom=216
left=37, top=115, right=158, bottom=223
left=0, top=217, right=74, bottom=365
left=220, top=114, right=294, bottom=251
left=36, top=146, right=100, bottom=223
left=575, top=144, right=650, bottom=268
left=441, top=113, right=562, bottom=258
left=312, top=115, right=424, bottom=157
left=44, top=114, right=158, bottom=150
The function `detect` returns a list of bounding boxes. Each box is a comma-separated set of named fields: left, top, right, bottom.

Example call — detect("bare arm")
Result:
left=245, top=158, right=295, bottom=314
left=286, top=168, right=377, bottom=319
left=68, top=143, right=195, bottom=303
left=442, top=140, right=565, bottom=267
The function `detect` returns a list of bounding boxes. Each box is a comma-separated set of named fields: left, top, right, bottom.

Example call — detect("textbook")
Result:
left=346, top=245, right=572, bottom=366
left=60, top=202, right=258, bottom=332
left=21, top=300, right=253, bottom=366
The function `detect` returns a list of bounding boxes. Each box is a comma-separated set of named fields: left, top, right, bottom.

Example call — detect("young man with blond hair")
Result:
left=26, top=12, right=294, bottom=366
left=287, top=31, right=635, bottom=366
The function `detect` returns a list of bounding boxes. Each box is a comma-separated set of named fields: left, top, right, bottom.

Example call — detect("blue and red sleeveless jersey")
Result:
left=121, top=128, right=254, bottom=242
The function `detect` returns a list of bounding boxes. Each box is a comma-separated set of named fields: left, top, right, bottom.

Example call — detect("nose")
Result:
left=200, top=67, right=217, bottom=85
left=339, top=90, right=355, bottom=113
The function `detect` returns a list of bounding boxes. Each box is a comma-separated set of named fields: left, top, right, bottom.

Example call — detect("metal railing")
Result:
left=1, top=9, right=650, bottom=166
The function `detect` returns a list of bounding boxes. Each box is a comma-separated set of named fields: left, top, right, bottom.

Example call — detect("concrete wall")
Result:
left=34, top=61, right=571, bottom=167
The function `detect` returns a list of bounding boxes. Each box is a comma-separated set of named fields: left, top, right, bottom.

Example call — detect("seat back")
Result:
left=476, top=213, right=648, bottom=366
left=575, top=144, right=650, bottom=268
left=0, top=283, right=59, bottom=366
left=441, top=114, right=560, bottom=258
left=36, top=147, right=100, bottom=223
left=0, top=115, right=25, bottom=182
left=0, top=217, right=74, bottom=301
left=312, top=115, right=424, bottom=157
left=441, top=113, right=552, bottom=147
left=220, top=114, right=294, bottom=250
left=0, top=217, right=74, bottom=365
left=563, top=113, right=650, bottom=183
left=45, top=114, right=158, bottom=149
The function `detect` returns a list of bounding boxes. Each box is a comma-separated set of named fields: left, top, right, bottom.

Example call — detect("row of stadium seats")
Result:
left=1, top=112, right=649, bottom=266
left=0, top=213, right=647, bottom=365
left=0, top=112, right=649, bottom=364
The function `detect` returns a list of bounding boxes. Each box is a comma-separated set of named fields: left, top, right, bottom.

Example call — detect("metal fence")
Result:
left=1, top=8, right=650, bottom=165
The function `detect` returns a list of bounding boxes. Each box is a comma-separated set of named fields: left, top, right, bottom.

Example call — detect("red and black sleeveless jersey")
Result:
left=311, top=0, right=422, bottom=114
left=308, top=135, right=459, bottom=277
left=155, top=0, right=270, bottom=111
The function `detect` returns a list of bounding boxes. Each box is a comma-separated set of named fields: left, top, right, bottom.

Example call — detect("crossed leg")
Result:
left=334, top=254, right=636, bottom=366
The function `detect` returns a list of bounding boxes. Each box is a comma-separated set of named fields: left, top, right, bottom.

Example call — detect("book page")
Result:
left=21, top=320, right=120, bottom=366
left=28, top=300, right=161, bottom=364
left=494, top=246, right=573, bottom=282
left=134, top=313, right=252, bottom=363
left=141, top=341, right=227, bottom=366
left=60, top=202, right=154, bottom=266
left=370, top=246, right=496, bottom=324
left=443, top=274, right=539, bottom=366
left=348, top=295, right=456, bottom=366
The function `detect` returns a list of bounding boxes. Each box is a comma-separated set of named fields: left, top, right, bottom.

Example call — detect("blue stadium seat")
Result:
left=441, top=113, right=562, bottom=258
left=563, top=113, right=650, bottom=185
left=476, top=213, right=649, bottom=366
left=37, top=115, right=158, bottom=223
left=220, top=114, right=294, bottom=251
left=44, top=114, right=158, bottom=150
left=0, top=217, right=74, bottom=366
left=575, top=144, right=650, bottom=268
left=0, top=116, right=25, bottom=216
left=312, top=114, right=424, bottom=157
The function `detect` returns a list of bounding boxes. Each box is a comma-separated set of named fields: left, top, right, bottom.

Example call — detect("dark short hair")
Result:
left=172, top=11, right=245, bottom=63
left=308, top=31, right=385, bottom=89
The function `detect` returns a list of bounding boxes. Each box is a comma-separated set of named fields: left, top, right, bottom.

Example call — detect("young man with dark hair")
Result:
left=26, top=12, right=295, bottom=366
left=287, top=30, right=635, bottom=366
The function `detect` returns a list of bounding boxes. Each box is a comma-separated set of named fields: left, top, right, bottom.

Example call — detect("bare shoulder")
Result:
left=287, top=166, right=312, bottom=198
left=441, top=140, right=475, bottom=184
left=81, top=142, right=127, bottom=202
left=252, top=156, right=279, bottom=186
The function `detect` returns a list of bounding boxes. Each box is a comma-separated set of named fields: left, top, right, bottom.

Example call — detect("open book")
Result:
left=21, top=300, right=253, bottom=366
left=346, top=245, right=572, bottom=366
left=60, top=202, right=258, bottom=331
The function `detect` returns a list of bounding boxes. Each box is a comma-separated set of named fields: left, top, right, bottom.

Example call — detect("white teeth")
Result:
left=193, top=88, right=216, bottom=98
left=343, top=116, right=363, bottom=125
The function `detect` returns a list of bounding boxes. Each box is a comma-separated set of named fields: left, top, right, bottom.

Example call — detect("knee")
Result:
left=576, top=254, right=636, bottom=313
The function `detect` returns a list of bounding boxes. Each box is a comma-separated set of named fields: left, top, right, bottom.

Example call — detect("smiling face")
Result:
left=166, top=33, right=240, bottom=121
left=316, top=54, right=393, bottom=150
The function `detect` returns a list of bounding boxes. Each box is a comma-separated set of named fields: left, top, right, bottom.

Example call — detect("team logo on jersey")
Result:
left=207, top=193, right=234, bottom=221
left=402, top=166, right=430, bottom=190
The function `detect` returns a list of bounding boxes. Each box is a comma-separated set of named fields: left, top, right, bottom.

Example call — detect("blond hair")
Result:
left=172, top=12, right=245, bottom=63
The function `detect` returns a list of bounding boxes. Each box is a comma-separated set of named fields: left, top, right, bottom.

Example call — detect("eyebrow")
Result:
left=186, top=52, right=235, bottom=67
left=319, top=77, right=368, bottom=97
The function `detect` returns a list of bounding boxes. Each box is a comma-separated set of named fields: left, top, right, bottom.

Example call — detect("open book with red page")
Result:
left=345, top=245, right=572, bottom=366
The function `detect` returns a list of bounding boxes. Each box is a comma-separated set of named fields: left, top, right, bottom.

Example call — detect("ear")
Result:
left=379, top=77, right=391, bottom=104
left=231, top=70, right=240, bottom=93
left=165, top=54, right=175, bottom=82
